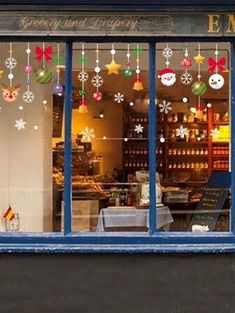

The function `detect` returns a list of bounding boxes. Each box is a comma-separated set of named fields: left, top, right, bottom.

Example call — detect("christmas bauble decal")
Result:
left=191, top=81, right=207, bottom=96
left=53, top=84, right=63, bottom=94
left=208, top=74, right=224, bottom=90
left=93, top=91, right=102, bottom=101
left=158, top=68, right=176, bottom=86
left=181, top=58, right=192, bottom=69
left=35, top=68, right=52, bottom=84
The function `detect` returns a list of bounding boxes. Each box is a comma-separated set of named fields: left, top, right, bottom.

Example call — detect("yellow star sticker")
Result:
left=0, top=71, right=4, bottom=78
left=105, top=60, right=121, bottom=75
left=194, top=54, right=205, bottom=64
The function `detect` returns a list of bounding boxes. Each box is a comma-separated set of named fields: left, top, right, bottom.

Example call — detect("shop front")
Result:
left=0, top=1, right=235, bottom=312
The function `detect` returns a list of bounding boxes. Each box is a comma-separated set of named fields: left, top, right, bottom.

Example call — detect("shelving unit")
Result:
left=123, top=103, right=230, bottom=183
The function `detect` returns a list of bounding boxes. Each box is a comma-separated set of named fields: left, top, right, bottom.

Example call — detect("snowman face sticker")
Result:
left=161, top=73, right=176, bottom=87
left=208, top=74, right=224, bottom=90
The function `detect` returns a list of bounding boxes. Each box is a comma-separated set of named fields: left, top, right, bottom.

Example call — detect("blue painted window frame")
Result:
left=0, top=36, right=234, bottom=253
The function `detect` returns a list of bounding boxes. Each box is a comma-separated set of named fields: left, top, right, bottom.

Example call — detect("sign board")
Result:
left=189, top=188, right=229, bottom=231
left=0, top=13, right=234, bottom=36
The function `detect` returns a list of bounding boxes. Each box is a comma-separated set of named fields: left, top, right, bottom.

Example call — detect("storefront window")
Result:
left=52, top=43, right=153, bottom=232
left=156, top=42, right=231, bottom=232
left=0, top=41, right=65, bottom=232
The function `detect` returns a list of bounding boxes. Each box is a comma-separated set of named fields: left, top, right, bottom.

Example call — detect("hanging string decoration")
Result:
left=134, top=124, right=144, bottom=134
left=78, top=44, right=88, bottom=113
left=2, top=43, right=20, bottom=102
left=81, top=127, right=95, bottom=142
left=133, top=44, right=144, bottom=91
left=180, top=43, right=193, bottom=85
left=22, top=43, right=35, bottom=103
left=124, top=44, right=132, bottom=77
left=158, top=44, right=176, bottom=87
left=53, top=43, right=64, bottom=94
left=158, top=100, right=172, bottom=114
left=192, top=44, right=207, bottom=119
left=14, top=118, right=26, bottom=131
left=208, top=44, right=225, bottom=90
left=114, top=92, right=124, bottom=103
left=105, top=44, right=121, bottom=75
left=92, top=44, right=103, bottom=101
left=35, top=43, right=53, bottom=84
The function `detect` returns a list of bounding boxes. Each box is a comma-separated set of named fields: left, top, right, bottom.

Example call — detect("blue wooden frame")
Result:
left=0, top=36, right=234, bottom=253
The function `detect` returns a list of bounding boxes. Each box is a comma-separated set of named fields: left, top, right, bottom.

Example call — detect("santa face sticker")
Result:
left=208, top=74, right=224, bottom=90
left=158, top=68, right=176, bottom=87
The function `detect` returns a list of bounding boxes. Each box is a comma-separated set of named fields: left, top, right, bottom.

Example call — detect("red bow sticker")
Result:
left=208, top=57, right=226, bottom=73
left=35, top=46, right=53, bottom=62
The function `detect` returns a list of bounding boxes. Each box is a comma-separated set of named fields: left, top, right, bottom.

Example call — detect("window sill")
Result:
left=0, top=243, right=235, bottom=254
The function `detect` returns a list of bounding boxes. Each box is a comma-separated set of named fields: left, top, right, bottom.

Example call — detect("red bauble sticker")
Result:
left=93, top=91, right=102, bottom=101
left=181, top=58, right=192, bottom=69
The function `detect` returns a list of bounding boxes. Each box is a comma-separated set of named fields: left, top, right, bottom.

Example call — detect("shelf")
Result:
left=167, top=141, right=208, bottom=145
left=212, top=168, right=229, bottom=171
left=212, top=155, right=229, bottom=158
left=212, top=141, right=229, bottom=144
left=167, top=168, right=209, bottom=171
left=212, top=122, right=229, bottom=125
left=166, top=122, right=208, bottom=125
left=168, top=155, right=208, bottom=158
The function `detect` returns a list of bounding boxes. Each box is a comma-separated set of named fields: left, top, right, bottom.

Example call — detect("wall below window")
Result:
left=1, top=254, right=235, bottom=313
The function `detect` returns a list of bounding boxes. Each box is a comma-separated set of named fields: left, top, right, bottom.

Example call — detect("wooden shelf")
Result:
left=212, top=122, right=229, bottom=125
left=212, top=155, right=229, bottom=158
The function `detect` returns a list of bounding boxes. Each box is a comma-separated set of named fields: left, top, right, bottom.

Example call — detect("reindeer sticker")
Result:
left=1, top=84, right=21, bottom=102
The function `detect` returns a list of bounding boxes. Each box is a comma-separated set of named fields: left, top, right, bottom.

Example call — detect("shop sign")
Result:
left=0, top=13, right=234, bottom=36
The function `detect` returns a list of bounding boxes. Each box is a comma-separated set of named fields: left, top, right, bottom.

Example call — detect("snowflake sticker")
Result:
left=91, top=75, right=104, bottom=88
left=22, top=90, right=35, bottom=103
left=163, top=47, right=173, bottom=58
left=114, top=92, right=124, bottom=103
left=180, top=72, right=193, bottom=85
left=210, top=128, right=220, bottom=139
left=159, top=100, right=172, bottom=114
left=15, top=118, right=26, bottom=131
left=80, top=127, right=95, bottom=142
left=5, top=57, right=17, bottom=70
left=134, top=124, right=144, bottom=134
left=176, top=125, right=188, bottom=139
left=77, top=71, right=89, bottom=82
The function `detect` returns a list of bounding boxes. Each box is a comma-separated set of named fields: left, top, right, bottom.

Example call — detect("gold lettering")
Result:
left=226, top=15, right=235, bottom=33
left=208, top=14, right=220, bottom=33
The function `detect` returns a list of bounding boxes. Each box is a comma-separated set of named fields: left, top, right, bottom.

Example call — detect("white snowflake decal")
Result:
left=5, top=57, right=17, bottom=70
left=80, top=127, right=95, bottom=142
left=176, top=125, right=188, bottom=139
left=114, top=92, right=124, bottom=103
left=159, top=100, right=172, bottom=114
left=210, top=128, right=220, bottom=139
left=22, top=90, right=35, bottom=103
left=91, top=75, right=104, bottom=88
left=180, top=72, right=193, bottom=85
left=134, top=124, right=144, bottom=134
left=77, top=71, right=89, bottom=82
left=162, top=47, right=173, bottom=58
left=15, top=118, right=26, bottom=131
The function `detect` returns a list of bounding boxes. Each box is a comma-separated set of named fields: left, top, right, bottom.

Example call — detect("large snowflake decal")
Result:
left=159, top=100, right=172, bottom=114
left=162, top=47, right=173, bottom=58
left=180, top=72, right=193, bottom=85
left=80, top=127, right=95, bottom=142
left=15, top=118, right=26, bottom=131
left=114, top=92, right=124, bottom=103
left=91, top=75, right=104, bottom=88
left=5, top=57, right=17, bottom=70
left=176, top=125, right=188, bottom=139
left=77, top=71, right=89, bottom=82
left=22, top=90, right=35, bottom=103
left=134, top=124, right=144, bottom=134
left=210, top=128, right=220, bottom=139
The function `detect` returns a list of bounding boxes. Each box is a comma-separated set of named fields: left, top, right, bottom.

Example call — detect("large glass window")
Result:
left=0, top=41, right=65, bottom=232
left=156, top=42, right=231, bottom=232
